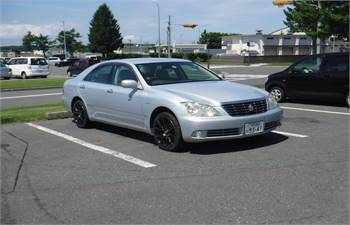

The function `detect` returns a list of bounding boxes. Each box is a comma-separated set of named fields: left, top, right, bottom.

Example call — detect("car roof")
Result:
left=12, top=57, right=46, bottom=59
left=109, top=57, right=191, bottom=65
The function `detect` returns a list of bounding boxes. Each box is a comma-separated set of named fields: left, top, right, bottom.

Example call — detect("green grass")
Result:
left=0, top=77, right=68, bottom=91
left=0, top=103, right=65, bottom=124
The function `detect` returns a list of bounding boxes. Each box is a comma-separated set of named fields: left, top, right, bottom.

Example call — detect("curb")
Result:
left=47, top=111, right=72, bottom=120
left=1, top=86, right=63, bottom=92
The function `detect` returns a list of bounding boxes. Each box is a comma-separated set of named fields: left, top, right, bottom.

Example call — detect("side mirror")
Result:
left=218, top=72, right=227, bottom=79
left=121, top=80, right=138, bottom=89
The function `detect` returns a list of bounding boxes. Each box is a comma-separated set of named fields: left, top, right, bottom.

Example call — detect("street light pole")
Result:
left=152, top=0, right=161, bottom=57
left=62, top=21, right=67, bottom=59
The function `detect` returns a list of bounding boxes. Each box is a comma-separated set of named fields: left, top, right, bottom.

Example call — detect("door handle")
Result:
left=106, top=89, right=114, bottom=94
left=79, top=84, right=85, bottom=89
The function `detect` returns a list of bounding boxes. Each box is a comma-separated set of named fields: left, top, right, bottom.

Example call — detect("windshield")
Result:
left=136, top=62, right=221, bottom=86
left=30, top=58, right=48, bottom=65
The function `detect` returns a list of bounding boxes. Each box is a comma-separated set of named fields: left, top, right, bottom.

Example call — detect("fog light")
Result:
left=192, top=130, right=207, bottom=138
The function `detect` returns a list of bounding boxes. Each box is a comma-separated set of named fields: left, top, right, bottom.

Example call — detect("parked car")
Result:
left=67, top=58, right=98, bottom=77
left=55, top=58, right=79, bottom=67
left=7, top=57, right=49, bottom=79
left=265, top=52, right=349, bottom=107
left=63, top=58, right=283, bottom=151
left=0, top=63, right=11, bottom=79
left=47, top=57, right=61, bottom=65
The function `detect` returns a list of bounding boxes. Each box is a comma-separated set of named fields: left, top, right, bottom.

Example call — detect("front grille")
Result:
left=207, top=128, right=241, bottom=137
left=264, top=120, right=281, bottom=130
left=222, top=99, right=267, bottom=116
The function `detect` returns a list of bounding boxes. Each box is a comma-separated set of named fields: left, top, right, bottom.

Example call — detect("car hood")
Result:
left=152, top=81, right=268, bottom=106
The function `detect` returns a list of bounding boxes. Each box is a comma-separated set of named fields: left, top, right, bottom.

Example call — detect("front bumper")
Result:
left=179, top=107, right=283, bottom=142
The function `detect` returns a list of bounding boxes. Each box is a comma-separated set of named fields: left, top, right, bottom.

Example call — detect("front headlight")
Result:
left=267, top=94, right=278, bottom=110
left=182, top=102, right=221, bottom=117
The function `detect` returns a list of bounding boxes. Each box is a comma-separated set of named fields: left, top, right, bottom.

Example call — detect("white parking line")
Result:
left=281, top=106, right=350, bottom=116
left=26, top=123, right=157, bottom=168
left=272, top=130, right=309, bottom=138
left=0, top=93, right=62, bottom=100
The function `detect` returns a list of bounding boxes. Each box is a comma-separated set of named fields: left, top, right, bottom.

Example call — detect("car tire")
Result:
left=346, top=91, right=349, bottom=108
left=72, top=99, right=91, bottom=128
left=21, top=72, right=27, bottom=79
left=153, top=112, right=185, bottom=152
left=269, top=86, right=285, bottom=103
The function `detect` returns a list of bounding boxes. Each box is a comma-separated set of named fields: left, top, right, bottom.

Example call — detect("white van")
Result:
left=7, top=57, right=49, bottom=79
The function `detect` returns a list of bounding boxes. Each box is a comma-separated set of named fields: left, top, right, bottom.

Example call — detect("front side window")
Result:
left=293, top=56, right=322, bottom=74
left=16, top=59, right=28, bottom=65
left=84, top=64, right=114, bottom=84
left=112, top=65, right=138, bottom=86
left=136, top=62, right=221, bottom=86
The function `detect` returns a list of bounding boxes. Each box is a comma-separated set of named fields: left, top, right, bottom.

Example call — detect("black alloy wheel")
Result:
left=72, top=99, right=91, bottom=128
left=153, top=112, right=185, bottom=151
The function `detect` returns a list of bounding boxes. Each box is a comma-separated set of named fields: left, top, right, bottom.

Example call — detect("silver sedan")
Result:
left=63, top=58, right=283, bottom=151
left=0, top=63, right=11, bottom=79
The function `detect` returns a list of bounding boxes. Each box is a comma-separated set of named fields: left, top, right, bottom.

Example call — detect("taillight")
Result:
left=28, top=66, right=32, bottom=69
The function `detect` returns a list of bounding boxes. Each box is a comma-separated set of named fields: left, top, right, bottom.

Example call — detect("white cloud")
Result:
left=0, top=23, right=62, bottom=38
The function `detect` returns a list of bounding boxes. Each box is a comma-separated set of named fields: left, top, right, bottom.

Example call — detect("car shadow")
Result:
left=92, top=122, right=288, bottom=155
left=185, top=132, right=288, bottom=155
left=92, top=122, right=155, bottom=144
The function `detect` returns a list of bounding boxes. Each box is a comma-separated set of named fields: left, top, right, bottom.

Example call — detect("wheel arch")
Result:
left=149, top=106, right=178, bottom=130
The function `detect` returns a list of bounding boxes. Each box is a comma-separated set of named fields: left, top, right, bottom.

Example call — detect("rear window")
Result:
left=30, top=58, right=48, bottom=65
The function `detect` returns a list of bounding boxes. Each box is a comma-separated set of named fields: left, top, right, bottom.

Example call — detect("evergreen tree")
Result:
left=284, top=0, right=349, bottom=54
left=22, top=31, right=36, bottom=51
left=88, top=3, right=123, bottom=58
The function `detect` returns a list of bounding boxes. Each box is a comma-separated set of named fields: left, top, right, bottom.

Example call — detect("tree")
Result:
left=56, top=29, right=83, bottom=57
left=22, top=32, right=53, bottom=57
left=88, top=3, right=123, bottom=57
left=321, top=1, right=349, bottom=40
left=284, top=0, right=349, bottom=54
left=198, top=30, right=237, bottom=49
left=34, top=34, right=53, bottom=57
left=22, top=31, right=36, bottom=51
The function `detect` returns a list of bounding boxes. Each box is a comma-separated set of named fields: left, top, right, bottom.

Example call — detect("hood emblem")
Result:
left=248, top=104, right=254, bottom=112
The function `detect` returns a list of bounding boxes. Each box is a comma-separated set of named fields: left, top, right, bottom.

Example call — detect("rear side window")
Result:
left=84, top=64, right=114, bottom=84
left=31, top=58, right=47, bottom=65
left=324, top=57, right=349, bottom=73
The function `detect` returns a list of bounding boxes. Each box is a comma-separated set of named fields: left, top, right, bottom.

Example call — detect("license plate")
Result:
left=244, top=121, right=264, bottom=135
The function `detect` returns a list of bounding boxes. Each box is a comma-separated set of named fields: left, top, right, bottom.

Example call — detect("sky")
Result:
left=0, top=0, right=287, bottom=46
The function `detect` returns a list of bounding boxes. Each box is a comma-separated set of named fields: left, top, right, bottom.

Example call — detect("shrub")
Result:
left=186, top=52, right=197, bottom=61
left=171, top=52, right=184, bottom=59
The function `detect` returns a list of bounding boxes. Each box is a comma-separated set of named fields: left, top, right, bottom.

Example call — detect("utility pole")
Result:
left=62, top=21, right=67, bottom=59
left=167, top=15, right=171, bottom=58
left=316, top=0, right=322, bottom=54
left=152, top=0, right=161, bottom=57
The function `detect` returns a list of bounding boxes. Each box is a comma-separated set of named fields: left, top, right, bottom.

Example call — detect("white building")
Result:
left=222, top=27, right=349, bottom=56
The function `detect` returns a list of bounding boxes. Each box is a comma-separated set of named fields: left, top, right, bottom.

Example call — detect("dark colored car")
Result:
left=55, top=58, right=79, bottom=67
left=265, top=52, right=349, bottom=107
left=67, top=58, right=99, bottom=77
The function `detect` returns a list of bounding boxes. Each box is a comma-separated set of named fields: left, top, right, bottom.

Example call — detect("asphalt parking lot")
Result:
left=1, top=101, right=349, bottom=223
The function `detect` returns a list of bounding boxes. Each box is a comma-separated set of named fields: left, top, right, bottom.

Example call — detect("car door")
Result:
left=103, top=63, right=146, bottom=129
left=286, top=55, right=325, bottom=99
left=7, top=59, right=18, bottom=75
left=78, top=63, right=115, bottom=119
left=319, top=55, right=349, bottom=99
